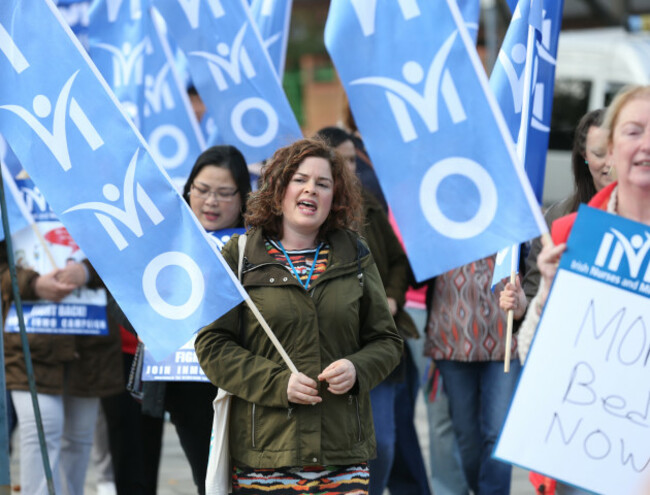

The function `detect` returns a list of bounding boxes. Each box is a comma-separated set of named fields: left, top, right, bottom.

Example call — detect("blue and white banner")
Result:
left=459, top=0, right=480, bottom=42
left=495, top=206, right=650, bottom=495
left=249, top=0, right=293, bottom=78
left=0, top=162, right=33, bottom=241
left=0, top=0, right=245, bottom=359
left=490, top=0, right=563, bottom=202
left=56, top=0, right=91, bottom=51
left=89, top=0, right=206, bottom=189
left=153, top=0, right=302, bottom=164
left=142, top=227, right=245, bottom=382
left=325, top=0, right=546, bottom=282
left=489, top=0, right=564, bottom=287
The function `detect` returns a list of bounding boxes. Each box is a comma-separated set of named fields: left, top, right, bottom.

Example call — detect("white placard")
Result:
left=495, top=206, right=650, bottom=495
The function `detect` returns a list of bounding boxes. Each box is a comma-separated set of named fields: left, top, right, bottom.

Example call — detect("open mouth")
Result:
left=298, top=200, right=317, bottom=211
left=203, top=211, right=220, bottom=221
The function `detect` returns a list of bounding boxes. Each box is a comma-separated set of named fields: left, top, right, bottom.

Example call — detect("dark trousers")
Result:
left=387, top=345, right=432, bottom=495
left=164, top=381, right=217, bottom=495
left=102, top=353, right=164, bottom=495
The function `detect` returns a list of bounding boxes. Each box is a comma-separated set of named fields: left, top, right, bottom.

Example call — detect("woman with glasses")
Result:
left=183, top=145, right=251, bottom=234
left=103, top=145, right=252, bottom=495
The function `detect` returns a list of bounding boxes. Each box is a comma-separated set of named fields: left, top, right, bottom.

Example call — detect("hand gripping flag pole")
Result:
left=0, top=167, right=55, bottom=494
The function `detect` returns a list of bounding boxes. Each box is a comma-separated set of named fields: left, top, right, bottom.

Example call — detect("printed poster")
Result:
left=5, top=177, right=107, bottom=335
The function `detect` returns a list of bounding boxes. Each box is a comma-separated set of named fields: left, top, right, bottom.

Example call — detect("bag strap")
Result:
left=237, top=234, right=247, bottom=282
left=237, top=234, right=299, bottom=375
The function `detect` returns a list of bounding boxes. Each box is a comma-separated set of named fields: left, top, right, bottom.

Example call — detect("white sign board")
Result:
left=495, top=206, right=650, bottom=495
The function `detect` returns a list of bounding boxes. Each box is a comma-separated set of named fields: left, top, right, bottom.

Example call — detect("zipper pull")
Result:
left=348, top=395, right=353, bottom=405
left=287, top=407, right=293, bottom=419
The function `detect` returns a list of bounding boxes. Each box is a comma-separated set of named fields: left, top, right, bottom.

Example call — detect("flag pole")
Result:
left=30, top=224, right=57, bottom=270
left=505, top=6, right=537, bottom=373
left=0, top=166, right=55, bottom=494
left=0, top=290, right=10, bottom=494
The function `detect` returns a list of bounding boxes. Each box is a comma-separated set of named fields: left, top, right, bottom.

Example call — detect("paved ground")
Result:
left=9, top=393, right=532, bottom=494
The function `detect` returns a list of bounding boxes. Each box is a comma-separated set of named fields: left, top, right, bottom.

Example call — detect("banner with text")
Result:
left=4, top=177, right=108, bottom=335
left=142, top=227, right=244, bottom=382
left=249, top=0, right=293, bottom=78
left=154, top=0, right=302, bottom=164
left=325, top=0, right=546, bottom=281
left=495, top=206, right=650, bottom=495
left=0, top=0, right=244, bottom=360
left=89, top=0, right=206, bottom=190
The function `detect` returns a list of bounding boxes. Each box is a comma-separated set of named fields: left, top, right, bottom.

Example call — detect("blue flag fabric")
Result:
left=325, top=0, right=546, bottom=282
left=459, top=0, right=480, bottom=42
left=0, top=0, right=244, bottom=360
left=489, top=0, right=564, bottom=287
left=249, top=0, right=293, bottom=78
left=0, top=161, right=33, bottom=241
left=491, top=243, right=516, bottom=288
left=153, top=0, right=302, bottom=164
left=89, top=0, right=206, bottom=189
left=490, top=0, right=564, bottom=202
left=142, top=227, right=245, bottom=382
left=56, top=0, right=92, bottom=50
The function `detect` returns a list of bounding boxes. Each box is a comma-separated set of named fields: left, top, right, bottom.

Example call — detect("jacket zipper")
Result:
left=355, top=397, right=362, bottom=442
left=350, top=395, right=362, bottom=442
left=251, top=403, right=256, bottom=448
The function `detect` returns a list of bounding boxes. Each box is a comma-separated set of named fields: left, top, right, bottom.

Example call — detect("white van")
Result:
left=543, top=28, right=650, bottom=205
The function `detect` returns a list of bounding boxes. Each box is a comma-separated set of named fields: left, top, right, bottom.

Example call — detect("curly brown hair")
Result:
left=245, top=138, right=363, bottom=240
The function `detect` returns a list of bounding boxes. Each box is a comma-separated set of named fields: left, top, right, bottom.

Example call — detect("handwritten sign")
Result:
left=495, top=206, right=650, bottom=495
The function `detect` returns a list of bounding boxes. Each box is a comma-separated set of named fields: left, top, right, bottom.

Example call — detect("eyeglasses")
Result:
left=190, top=183, right=239, bottom=202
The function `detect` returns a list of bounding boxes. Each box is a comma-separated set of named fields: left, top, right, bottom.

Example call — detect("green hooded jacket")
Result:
left=195, top=227, right=403, bottom=468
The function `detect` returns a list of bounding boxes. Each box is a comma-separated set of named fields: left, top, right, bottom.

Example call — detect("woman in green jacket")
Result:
left=195, top=138, right=403, bottom=494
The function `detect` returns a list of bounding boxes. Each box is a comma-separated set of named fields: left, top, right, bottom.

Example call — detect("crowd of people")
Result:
left=2, top=83, right=649, bottom=495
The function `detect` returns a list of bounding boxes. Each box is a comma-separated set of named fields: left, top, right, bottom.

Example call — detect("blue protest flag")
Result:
left=0, top=137, right=25, bottom=183
left=249, top=0, right=293, bottom=78
left=491, top=244, right=515, bottom=288
left=459, top=0, right=480, bottom=42
left=488, top=0, right=564, bottom=287
left=490, top=0, right=564, bottom=202
left=89, top=0, right=206, bottom=189
left=524, top=0, right=564, bottom=201
left=56, top=0, right=92, bottom=50
left=153, top=0, right=302, bottom=164
left=0, top=161, right=33, bottom=241
left=142, top=226, right=245, bottom=382
left=488, top=0, right=533, bottom=288
left=0, top=0, right=245, bottom=360
left=325, top=0, right=546, bottom=282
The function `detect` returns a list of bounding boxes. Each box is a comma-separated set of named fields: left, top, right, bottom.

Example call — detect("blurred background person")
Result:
left=315, top=126, right=430, bottom=495
left=103, top=145, right=251, bottom=494
left=2, top=249, right=122, bottom=495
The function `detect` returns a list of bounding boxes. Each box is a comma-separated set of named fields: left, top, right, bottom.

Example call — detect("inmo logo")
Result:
left=594, top=229, right=650, bottom=282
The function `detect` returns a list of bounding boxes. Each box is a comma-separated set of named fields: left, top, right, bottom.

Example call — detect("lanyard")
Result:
left=276, top=240, right=323, bottom=290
